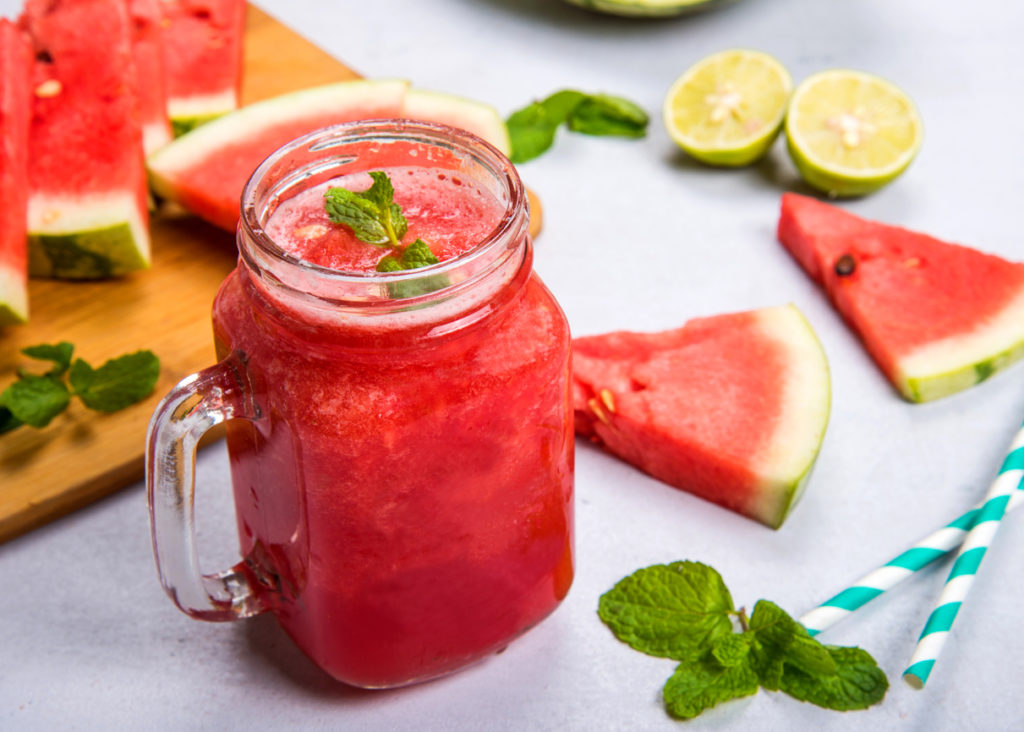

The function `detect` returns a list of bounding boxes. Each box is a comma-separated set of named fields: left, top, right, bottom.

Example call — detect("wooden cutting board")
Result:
left=0, top=6, right=362, bottom=544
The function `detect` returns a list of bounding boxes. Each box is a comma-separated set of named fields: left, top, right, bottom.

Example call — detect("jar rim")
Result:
left=237, top=119, right=528, bottom=311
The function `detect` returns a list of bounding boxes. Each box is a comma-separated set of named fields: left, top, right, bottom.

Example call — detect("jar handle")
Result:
left=146, top=353, right=265, bottom=621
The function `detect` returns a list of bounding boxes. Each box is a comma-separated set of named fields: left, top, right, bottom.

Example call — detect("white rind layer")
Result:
left=897, top=286, right=1024, bottom=401
left=750, top=304, right=831, bottom=522
left=27, top=192, right=150, bottom=264
left=142, top=121, right=173, bottom=156
left=149, top=80, right=410, bottom=175
left=402, top=88, right=511, bottom=156
left=167, top=89, right=239, bottom=121
left=0, top=263, right=28, bottom=323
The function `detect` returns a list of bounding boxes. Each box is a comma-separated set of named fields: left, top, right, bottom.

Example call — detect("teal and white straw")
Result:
left=799, top=489, right=1024, bottom=637
left=902, top=422, right=1024, bottom=689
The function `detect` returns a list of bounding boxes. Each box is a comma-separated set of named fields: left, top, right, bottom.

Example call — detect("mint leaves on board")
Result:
left=506, top=89, right=649, bottom=163
left=0, top=342, right=160, bottom=434
left=324, top=171, right=448, bottom=298
left=598, top=561, right=888, bottom=720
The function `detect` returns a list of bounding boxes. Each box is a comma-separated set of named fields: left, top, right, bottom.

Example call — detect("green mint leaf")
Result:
left=376, top=255, right=404, bottom=273
left=598, top=561, right=735, bottom=661
left=401, top=239, right=440, bottom=269
left=21, top=341, right=74, bottom=376
left=70, top=350, right=160, bottom=413
left=0, top=406, right=24, bottom=433
left=506, top=101, right=561, bottom=164
left=324, top=172, right=409, bottom=246
left=748, top=599, right=836, bottom=689
left=663, top=654, right=760, bottom=720
left=324, top=187, right=391, bottom=245
left=0, top=375, right=71, bottom=428
left=711, top=632, right=753, bottom=668
left=779, top=645, right=889, bottom=711
left=567, top=93, right=649, bottom=138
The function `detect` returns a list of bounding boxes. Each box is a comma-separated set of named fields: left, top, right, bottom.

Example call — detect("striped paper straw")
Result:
left=799, top=489, right=1024, bottom=637
left=903, top=423, right=1024, bottom=689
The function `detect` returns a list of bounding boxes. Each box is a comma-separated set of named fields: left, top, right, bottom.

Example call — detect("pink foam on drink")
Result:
left=266, top=167, right=504, bottom=273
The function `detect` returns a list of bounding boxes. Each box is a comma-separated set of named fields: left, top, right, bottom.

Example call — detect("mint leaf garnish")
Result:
left=780, top=645, right=889, bottom=711
left=0, top=375, right=70, bottom=428
left=70, top=351, right=161, bottom=413
left=566, top=93, right=649, bottom=138
left=324, top=171, right=409, bottom=247
left=506, top=89, right=648, bottom=163
left=20, top=341, right=74, bottom=376
left=0, top=344, right=160, bottom=433
left=325, top=172, right=446, bottom=299
left=663, top=652, right=760, bottom=720
left=598, top=562, right=888, bottom=721
left=597, top=561, right=735, bottom=660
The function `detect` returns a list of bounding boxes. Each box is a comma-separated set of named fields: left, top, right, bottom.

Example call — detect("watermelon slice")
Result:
left=128, top=0, right=173, bottom=154
left=147, top=80, right=515, bottom=233
left=147, top=79, right=409, bottom=231
left=573, top=304, right=831, bottom=529
left=0, top=19, right=31, bottom=325
left=778, top=193, right=1024, bottom=402
left=21, top=0, right=151, bottom=280
left=402, top=88, right=511, bottom=157
left=160, top=0, right=246, bottom=135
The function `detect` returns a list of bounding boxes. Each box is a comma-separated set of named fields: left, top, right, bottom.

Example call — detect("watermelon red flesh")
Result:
left=0, top=19, right=31, bottom=324
left=160, top=0, right=246, bottom=128
left=147, top=81, right=408, bottom=231
left=128, top=0, right=173, bottom=154
left=21, top=0, right=150, bottom=216
left=573, top=305, right=830, bottom=528
left=778, top=193, right=1024, bottom=400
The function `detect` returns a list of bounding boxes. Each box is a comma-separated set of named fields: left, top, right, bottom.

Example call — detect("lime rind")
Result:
left=663, top=49, right=793, bottom=167
left=785, top=69, right=923, bottom=197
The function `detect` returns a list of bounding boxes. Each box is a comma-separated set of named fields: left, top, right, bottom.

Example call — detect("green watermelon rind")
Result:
left=27, top=195, right=150, bottom=279
left=167, top=90, right=239, bottom=137
left=147, top=79, right=411, bottom=200
left=747, top=304, right=831, bottom=528
left=563, top=0, right=730, bottom=17
left=0, top=263, right=28, bottom=326
left=898, top=292, right=1024, bottom=402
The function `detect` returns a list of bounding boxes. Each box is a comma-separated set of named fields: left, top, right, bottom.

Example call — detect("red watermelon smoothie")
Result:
left=210, top=122, right=574, bottom=688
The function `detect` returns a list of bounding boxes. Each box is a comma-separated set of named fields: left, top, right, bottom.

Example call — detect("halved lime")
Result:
left=785, top=69, right=923, bottom=197
left=663, top=49, right=792, bottom=167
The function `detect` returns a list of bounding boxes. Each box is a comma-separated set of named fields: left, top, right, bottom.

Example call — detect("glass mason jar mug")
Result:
left=146, top=120, right=574, bottom=689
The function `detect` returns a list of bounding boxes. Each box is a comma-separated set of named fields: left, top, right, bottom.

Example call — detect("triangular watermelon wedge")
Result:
left=778, top=193, right=1024, bottom=402
left=574, top=304, right=831, bottom=529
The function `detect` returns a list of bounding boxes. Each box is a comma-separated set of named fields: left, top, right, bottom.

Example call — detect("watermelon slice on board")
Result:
left=573, top=304, right=831, bottom=529
left=160, top=0, right=246, bottom=135
left=0, top=19, right=31, bottom=325
left=20, top=0, right=151, bottom=280
left=778, top=193, right=1024, bottom=402
left=147, top=80, right=510, bottom=232
left=127, top=0, right=173, bottom=155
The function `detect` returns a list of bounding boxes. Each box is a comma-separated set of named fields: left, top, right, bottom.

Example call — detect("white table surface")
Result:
left=3, top=1, right=1023, bottom=729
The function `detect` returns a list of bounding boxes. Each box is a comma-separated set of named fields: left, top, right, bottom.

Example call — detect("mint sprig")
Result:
left=324, top=171, right=448, bottom=299
left=506, top=89, right=649, bottom=163
left=598, top=562, right=888, bottom=720
left=0, top=342, right=160, bottom=433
